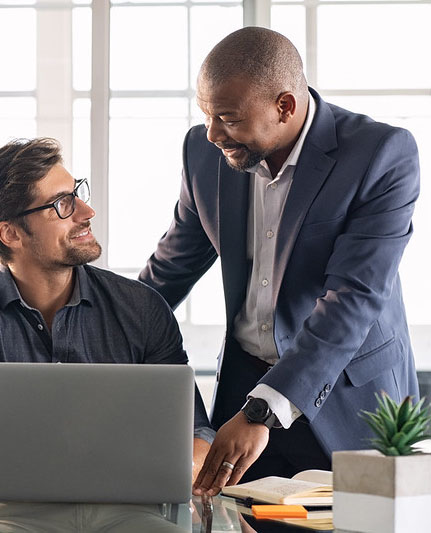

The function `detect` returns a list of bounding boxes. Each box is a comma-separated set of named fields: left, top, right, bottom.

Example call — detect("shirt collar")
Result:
left=247, top=92, right=316, bottom=179
left=0, top=264, right=92, bottom=310
left=0, top=266, right=21, bottom=310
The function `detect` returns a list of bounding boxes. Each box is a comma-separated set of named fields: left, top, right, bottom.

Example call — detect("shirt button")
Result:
left=270, top=183, right=278, bottom=190
left=266, top=230, right=274, bottom=239
left=261, top=323, right=269, bottom=332
left=262, top=278, right=269, bottom=287
left=37, top=324, right=43, bottom=331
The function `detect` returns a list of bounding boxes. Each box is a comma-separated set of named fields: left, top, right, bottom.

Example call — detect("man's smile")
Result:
left=70, top=225, right=94, bottom=242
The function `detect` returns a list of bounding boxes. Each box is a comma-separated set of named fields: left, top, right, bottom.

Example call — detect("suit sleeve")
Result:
left=139, top=128, right=218, bottom=309
left=259, top=127, right=420, bottom=421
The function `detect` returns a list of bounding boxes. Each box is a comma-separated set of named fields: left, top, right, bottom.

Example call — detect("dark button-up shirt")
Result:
left=0, top=265, right=212, bottom=440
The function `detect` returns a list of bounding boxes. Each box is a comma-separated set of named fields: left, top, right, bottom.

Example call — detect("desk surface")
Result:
left=0, top=496, right=333, bottom=532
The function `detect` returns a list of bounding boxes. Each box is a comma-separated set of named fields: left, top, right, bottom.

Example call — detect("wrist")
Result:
left=241, top=397, right=281, bottom=430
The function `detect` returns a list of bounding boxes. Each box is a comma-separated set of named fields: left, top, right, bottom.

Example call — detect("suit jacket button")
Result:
left=324, top=384, right=331, bottom=392
left=315, top=398, right=322, bottom=407
left=319, top=391, right=326, bottom=400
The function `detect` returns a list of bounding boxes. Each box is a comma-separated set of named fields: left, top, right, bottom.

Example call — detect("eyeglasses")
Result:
left=15, top=179, right=90, bottom=220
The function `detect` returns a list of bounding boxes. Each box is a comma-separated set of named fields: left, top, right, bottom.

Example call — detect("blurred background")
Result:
left=0, top=0, right=430, bottom=405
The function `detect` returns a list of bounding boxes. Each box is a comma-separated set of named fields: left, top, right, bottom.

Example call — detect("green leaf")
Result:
left=380, top=392, right=398, bottom=420
left=380, top=411, right=397, bottom=438
left=397, top=425, right=426, bottom=450
left=390, top=432, right=404, bottom=447
left=397, top=396, right=413, bottom=428
left=409, top=398, right=426, bottom=420
left=385, top=446, right=400, bottom=456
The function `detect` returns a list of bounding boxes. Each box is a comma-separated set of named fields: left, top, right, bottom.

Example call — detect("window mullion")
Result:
left=90, top=0, right=110, bottom=269
left=36, top=0, right=73, bottom=168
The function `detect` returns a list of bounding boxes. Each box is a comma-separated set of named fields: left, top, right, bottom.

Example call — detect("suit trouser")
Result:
left=212, top=337, right=331, bottom=482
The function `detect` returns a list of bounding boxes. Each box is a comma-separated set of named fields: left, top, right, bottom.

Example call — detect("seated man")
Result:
left=0, top=137, right=213, bottom=478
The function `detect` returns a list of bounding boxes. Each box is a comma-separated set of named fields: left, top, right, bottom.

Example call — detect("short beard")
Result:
left=224, top=147, right=266, bottom=172
left=61, top=240, right=102, bottom=267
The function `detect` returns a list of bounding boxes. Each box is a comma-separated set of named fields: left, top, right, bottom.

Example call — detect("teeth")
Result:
left=73, top=230, right=89, bottom=238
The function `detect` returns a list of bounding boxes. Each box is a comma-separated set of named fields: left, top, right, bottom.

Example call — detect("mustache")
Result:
left=216, top=143, right=248, bottom=151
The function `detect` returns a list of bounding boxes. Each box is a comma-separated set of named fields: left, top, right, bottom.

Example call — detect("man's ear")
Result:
left=0, top=221, right=22, bottom=250
left=277, top=92, right=297, bottom=123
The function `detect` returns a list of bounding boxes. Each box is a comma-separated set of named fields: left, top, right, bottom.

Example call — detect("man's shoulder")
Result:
left=323, top=96, right=407, bottom=143
left=82, top=265, right=166, bottom=303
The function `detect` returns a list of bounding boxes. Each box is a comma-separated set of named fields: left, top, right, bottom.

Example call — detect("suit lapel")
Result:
left=218, top=156, right=250, bottom=331
left=272, top=90, right=338, bottom=306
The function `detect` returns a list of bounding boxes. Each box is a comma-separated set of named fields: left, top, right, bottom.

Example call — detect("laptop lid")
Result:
left=0, top=363, right=194, bottom=504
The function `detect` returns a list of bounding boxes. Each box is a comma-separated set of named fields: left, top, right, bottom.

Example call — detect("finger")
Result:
left=196, top=450, right=243, bottom=496
left=194, top=455, right=229, bottom=494
left=208, top=456, right=254, bottom=495
left=225, top=460, right=249, bottom=486
left=205, top=460, right=238, bottom=496
left=193, top=448, right=221, bottom=494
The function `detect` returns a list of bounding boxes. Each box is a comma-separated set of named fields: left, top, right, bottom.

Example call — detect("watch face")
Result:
left=246, top=398, right=270, bottom=422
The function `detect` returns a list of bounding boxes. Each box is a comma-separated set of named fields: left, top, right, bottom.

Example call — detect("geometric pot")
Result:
left=333, top=450, right=431, bottom=533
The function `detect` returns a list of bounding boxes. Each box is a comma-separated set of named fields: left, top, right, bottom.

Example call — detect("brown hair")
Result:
left=0, top=137, right=62, bottom=263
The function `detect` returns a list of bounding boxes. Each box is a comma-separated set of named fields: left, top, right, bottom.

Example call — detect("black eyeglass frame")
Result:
left=14, top=179, right=90, bottom=220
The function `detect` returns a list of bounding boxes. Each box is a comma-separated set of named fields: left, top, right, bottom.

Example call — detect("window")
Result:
left=271, top=0, right=431, bottom=370
left=1, top=0, right=429, bottom=373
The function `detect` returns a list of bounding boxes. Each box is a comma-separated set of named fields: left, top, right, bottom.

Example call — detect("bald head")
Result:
left=198, top=27, right=307, bottom=102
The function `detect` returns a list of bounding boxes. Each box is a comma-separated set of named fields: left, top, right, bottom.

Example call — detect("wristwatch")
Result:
left=241, top=397, right=281, bottom=429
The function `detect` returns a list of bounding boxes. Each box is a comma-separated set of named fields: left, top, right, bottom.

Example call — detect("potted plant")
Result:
left=333, top=392, right=431, bottom=533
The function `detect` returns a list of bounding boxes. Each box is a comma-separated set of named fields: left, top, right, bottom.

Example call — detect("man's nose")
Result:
left=206, top=118, right=228, bottom=145
left=74, top=198, right=95, bottom=220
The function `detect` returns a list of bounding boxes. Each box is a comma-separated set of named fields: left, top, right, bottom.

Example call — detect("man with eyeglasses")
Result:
left=0, top=137, right=213, bottom=478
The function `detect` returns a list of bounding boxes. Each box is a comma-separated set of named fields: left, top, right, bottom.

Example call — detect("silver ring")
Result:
left=222, top=461, right=235, bottom=470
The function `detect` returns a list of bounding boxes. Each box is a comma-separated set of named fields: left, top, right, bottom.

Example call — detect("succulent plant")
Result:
left=360, top=392, right=431, bottom=456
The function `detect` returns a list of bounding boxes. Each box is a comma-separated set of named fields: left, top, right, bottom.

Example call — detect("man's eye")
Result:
left=223, top=120, right=240, bottom=127
left=57, top=195, right=72, bottom=209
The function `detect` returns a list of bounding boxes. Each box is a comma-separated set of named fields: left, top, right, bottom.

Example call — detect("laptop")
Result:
left=0, top=363, right=194, bottom=504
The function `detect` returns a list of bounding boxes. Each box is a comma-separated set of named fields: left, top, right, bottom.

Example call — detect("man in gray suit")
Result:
left=140, top=27, right=420, bottom=494
left=0, top=137, right=213, bottom=479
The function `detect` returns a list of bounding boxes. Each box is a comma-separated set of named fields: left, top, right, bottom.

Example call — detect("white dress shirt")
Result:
left=233, top=93, right=316, bottom=429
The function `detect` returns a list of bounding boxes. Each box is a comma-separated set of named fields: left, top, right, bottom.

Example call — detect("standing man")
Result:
left=0, top=137, right=213, bottom=479
left=139, top=27, right=420, bottom=494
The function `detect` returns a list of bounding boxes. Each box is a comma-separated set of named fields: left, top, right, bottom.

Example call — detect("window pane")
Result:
left=112, top=0, right=183, bottom=3
left=109, top=98, right=188, bottom=268
left=328, top=95, right=431, bottom=325
left=0, top=98, right=36, bottom=145
left=0, top=8, right=35, bottom=90
left=0, top=0, right=35, bottom=4
left=72, top=98, right=91, bottom=182
left=317, top=5, right=431, bottom=89
left=271, top=5, right=306, bottom=70
left=190, top=5, right=243, bottom=88
left=110, top=6, right=188, bottom=90
left=73, top=7, right=92, bottom=91
left=190, top=260, right=225, bottom=326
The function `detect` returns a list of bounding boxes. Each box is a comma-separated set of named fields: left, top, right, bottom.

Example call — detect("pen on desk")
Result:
left=221, top=495, right=255, bottom=508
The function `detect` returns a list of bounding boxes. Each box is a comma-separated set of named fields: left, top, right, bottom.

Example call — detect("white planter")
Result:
left=333, top=450, right=431, bottom=533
